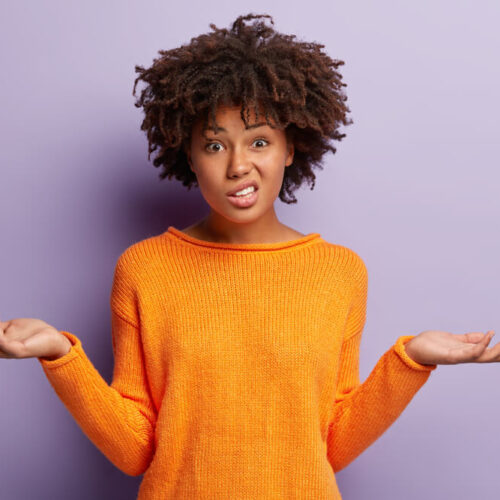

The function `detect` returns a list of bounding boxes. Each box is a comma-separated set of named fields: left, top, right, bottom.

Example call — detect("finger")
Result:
left=463, top=330, right=495, bottom=343
left=474, top=340, right=500, bottom=363
left=0, top=340, right=9, bottom=358
left=451, top=333, right=494, bottom=363
left=479, top=331, right=495, bottom=347
left=462, top=332, right=489, bottom=344
left=465, top=332, right=496, bottom=362
left=475, top=332, right=497, bottom=361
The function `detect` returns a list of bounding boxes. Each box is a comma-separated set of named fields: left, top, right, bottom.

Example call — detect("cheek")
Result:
left=262, top=158, right=286, bottom=187
left=270, top=169, right=286, bottom=196
left=190, top=155, right=214, bottom=187
left=195, top=168, right=225, bottom=201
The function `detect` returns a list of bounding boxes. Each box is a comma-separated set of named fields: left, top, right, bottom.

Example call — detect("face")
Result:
left=185, top=104, right=294, bottom=227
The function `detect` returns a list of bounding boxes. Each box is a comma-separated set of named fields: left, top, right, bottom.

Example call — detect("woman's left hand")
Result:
left=404, top=330, right=498, bottom=365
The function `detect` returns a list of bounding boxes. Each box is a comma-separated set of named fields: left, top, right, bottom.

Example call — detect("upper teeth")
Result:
left=234, top=186, right=255, bottom=196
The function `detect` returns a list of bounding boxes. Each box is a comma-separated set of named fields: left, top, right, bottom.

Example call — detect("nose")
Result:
left=226, top=147, right=252, bottom=178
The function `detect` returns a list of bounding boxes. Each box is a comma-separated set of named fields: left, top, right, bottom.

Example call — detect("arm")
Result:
left=37, top=252, right=157, bottom=476
left=326, top=259, right=437, bottom=473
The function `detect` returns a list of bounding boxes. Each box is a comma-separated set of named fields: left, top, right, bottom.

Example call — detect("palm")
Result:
left=406, top=330, right=498, bottom=365
left=0, top=318, right=60, bottom=359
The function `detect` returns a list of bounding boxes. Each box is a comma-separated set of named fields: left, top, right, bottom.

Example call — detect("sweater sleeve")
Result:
left=37, top=252, right=157, bottom=476
left=326, top=258, right=437, bottom=473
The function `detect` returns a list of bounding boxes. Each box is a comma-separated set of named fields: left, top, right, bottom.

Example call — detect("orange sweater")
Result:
left=38, top=226, right=437, bottom=499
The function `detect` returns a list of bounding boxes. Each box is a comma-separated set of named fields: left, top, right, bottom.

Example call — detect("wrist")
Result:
left=404, top=338, right=418, bottom=362
left=403, top=337, right=423, bottom=365
left=403, top=336, right=435, bottom=367
left=42, top=335, right=72, bottom=361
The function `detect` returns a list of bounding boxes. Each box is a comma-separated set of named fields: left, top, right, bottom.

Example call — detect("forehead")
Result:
left=194, top=104, right=279, bottom=134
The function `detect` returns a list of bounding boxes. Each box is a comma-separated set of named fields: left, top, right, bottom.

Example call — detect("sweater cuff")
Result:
left=37, top=331, right=81, bottom=369
left=394, top=335, right=437, bottom=372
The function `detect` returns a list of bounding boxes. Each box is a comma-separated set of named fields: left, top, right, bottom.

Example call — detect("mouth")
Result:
left=226, top=180, right=259, bottom=197
left=226, top=185, right=259, bottom=208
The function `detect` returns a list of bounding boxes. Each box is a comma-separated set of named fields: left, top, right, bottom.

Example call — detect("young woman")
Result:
left=0, top=13, right=497, bottom=500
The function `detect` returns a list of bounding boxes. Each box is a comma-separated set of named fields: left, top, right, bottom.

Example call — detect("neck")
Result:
left=197, top=211, right=292, bottom=245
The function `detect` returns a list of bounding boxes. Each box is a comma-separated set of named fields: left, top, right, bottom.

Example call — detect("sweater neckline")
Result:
left=165, top=226, right=322, bottom=252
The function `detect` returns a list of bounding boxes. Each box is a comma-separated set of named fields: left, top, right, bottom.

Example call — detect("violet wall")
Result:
left=1, top=1, right=499, bottom=499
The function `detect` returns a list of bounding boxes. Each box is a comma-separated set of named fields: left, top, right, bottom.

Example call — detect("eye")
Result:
left=252, top=138, right=269, bottom=148
left=205, top=142, right=224, bottom=153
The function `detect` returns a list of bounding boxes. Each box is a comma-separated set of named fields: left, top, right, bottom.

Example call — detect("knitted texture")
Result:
left=38, top=226, right=437, bottom=499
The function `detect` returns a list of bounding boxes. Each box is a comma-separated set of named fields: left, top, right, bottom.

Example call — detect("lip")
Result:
left=226, top=188, right=259, bottom=208
left=226, top=180, right=259, bottom=196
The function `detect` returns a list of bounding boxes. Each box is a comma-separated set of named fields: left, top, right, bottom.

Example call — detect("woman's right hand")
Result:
left=0, top=317, right=71, bottom=360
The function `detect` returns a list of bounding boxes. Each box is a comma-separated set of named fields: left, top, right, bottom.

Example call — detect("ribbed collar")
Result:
left=164, top=226, right=322, bottom=253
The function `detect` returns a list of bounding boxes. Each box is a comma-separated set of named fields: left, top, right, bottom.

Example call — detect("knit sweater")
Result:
left=38, top=226, right=437, bottom=499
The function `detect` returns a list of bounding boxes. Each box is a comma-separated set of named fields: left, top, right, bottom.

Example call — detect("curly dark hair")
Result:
left=132, top=12, right=352, bottom=204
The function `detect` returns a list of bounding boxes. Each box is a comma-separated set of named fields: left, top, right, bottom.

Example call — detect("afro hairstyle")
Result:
left=132, top=12, right=353, bottom=204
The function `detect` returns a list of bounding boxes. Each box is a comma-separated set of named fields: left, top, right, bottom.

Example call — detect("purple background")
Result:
left=1, top=1, right=499, bottom=499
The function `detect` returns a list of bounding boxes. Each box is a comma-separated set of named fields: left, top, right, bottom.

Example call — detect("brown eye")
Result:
left=253, top=139, right=268, bottom=148
left=206, top=142, right=224, bottom=152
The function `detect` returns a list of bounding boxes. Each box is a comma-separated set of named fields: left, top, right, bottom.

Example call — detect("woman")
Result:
left=0, top=12, right=496, bottom=500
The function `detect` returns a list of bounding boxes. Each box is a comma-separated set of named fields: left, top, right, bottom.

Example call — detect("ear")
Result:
left=285, top=140, right=294, bottom=168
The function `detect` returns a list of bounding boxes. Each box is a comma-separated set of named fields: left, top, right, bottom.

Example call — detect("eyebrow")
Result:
left=205, top=122, right=270, bottom=135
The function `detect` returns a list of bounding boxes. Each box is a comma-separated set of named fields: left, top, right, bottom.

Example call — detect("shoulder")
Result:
left=319, top=240, right=368, bottom=288
left=113, top=232, right=167, bottom=276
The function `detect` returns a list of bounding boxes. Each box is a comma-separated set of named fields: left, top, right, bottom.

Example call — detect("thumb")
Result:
left=463, top=331, right=493, bottom=344
left=0, top=318, right=11, bottom=332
